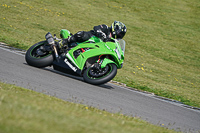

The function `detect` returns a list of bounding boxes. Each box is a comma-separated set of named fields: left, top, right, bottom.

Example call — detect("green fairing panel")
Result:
left=60, top=29, right=71, bottom=39
left=68, top=45, right=118, bottom=69
left=100, top=58, right=117, bottom=68
left=66, top=36, right=123, bottom=70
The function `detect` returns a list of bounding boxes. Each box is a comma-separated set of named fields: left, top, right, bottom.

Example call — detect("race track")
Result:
left=0, top=44, right=200, bottom=132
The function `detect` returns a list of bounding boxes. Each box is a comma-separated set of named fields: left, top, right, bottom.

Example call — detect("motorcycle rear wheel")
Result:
left=83, top=64, right=117, bottom=85
left=25, top=41, right=54, bottom=68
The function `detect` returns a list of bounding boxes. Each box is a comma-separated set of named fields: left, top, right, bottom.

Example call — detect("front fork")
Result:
left=45, top=32, right=60, bottom=62
left=52, top=44, right=60, bottom=62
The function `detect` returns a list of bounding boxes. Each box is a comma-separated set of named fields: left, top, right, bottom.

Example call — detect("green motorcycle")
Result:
left=25, top=29, right=126, bottom=85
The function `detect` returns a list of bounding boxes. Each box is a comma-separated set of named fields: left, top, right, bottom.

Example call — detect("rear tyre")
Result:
left=25, top=41, right=54, bottom=68
left=83, top=64, right=117, bottom=85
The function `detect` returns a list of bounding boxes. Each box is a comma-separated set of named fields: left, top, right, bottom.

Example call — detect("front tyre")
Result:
left=25, top=41, right=54, bottom=68
left=83, top=64, right=117, bottom=85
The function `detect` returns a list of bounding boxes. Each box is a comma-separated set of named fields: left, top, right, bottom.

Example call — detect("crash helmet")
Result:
left=111, top=21, right=127, bottom=39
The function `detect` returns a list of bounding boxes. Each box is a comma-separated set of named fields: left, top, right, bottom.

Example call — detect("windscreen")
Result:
left=118, top=39, right=126, bottom=55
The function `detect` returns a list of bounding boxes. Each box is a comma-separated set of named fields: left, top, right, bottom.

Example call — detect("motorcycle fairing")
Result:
left=53, top=35, right=125, bottom=76
left=66, top=36, right=124, bottom=70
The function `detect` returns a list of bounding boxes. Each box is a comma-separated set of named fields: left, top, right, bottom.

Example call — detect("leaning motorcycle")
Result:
left=25, top=29, right=126, bottom=85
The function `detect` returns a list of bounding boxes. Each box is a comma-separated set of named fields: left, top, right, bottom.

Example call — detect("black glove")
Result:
left=102, top=38, right=108, bottom=42
left=94, top=30, right=107, bottom=42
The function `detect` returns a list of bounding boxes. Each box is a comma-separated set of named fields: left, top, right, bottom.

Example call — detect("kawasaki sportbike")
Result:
left=25, top=29, right=126, bottom=85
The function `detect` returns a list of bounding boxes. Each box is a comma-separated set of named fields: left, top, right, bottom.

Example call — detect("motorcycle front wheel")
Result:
left=25, top=41, right=54, bottom=68
left=83, top=64, right=117, bottom=85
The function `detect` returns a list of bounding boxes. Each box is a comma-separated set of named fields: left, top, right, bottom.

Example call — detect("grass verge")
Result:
left=0, top=82, right=177, bottom=133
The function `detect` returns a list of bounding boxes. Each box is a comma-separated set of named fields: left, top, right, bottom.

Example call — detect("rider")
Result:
left=61, top=21, right=127, bottom=48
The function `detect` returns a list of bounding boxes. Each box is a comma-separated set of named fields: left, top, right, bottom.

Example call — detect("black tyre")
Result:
left=83, top=64, right=117, bottom=85
left=25, top=41, right=54, bottom=68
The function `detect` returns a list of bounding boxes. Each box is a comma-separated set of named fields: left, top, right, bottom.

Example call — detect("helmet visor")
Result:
left=118, top=32, right=125, bottom=39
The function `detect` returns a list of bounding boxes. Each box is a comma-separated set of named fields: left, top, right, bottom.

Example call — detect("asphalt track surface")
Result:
left=0, top=44, right=200, bottom=133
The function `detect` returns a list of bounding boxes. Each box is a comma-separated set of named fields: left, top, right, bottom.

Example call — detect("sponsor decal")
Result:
left=64, top=58, right=77, bottom=72
left=66, top=53, right=79, bottom=68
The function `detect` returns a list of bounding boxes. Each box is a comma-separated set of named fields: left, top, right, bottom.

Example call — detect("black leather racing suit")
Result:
left=63, top=24, right=112, bottom=46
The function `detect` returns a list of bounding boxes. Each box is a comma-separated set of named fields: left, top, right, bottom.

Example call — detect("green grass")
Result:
left=0, top=82, right=177, bottom=133
left=0, top=0, right=199, bottom=108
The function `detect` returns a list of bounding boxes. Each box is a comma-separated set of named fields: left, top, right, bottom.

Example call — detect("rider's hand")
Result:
left=102, top=38, right=108, bottom=42
left=94, top=30, right=107, bottom=41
